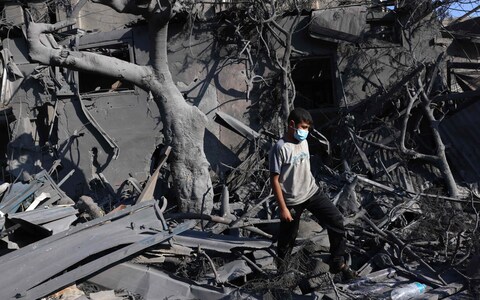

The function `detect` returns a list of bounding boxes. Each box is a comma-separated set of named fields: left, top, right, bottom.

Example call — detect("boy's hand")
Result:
left=270, top=174, right=293, bottom=222
left=280, top=207, right=293, bottom=222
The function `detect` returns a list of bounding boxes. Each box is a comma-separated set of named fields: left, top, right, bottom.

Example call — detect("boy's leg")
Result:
left=277, top=203, right=306, bottom=271
left=305, top=192, right=347, bottom=263
left=306, top=192, right=358, bottom=280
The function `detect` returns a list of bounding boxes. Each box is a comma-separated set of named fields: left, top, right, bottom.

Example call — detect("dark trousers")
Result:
left=277, top=190, right=346, bottom=264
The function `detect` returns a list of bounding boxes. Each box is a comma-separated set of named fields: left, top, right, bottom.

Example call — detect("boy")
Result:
left=269, top=107, right=357, bottom=280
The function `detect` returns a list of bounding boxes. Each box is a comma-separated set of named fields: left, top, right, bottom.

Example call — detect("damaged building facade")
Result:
left=2, top=1, right=479, bottom=202
left=0, top=0, right=479, bottom=299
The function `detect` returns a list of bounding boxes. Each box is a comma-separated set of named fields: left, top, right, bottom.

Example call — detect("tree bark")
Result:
left=418, top=81, right=460, bottom=203
left=144, top=14, right=213, bottom=213
left=402, top=81, right=460, bottom=208
left=26, top=0, right=213, bottom=213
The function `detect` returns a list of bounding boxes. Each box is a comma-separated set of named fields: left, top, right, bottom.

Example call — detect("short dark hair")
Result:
left=288, top=107, right=313, bottom=126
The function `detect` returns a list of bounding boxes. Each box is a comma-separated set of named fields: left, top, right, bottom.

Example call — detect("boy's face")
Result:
left=289, top=120, right=311, bottom=133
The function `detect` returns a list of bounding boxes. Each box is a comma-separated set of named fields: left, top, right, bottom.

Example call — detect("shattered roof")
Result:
left=309, top=6, right=368, bottom=43
left=447, top=16, right=480, bottom=34
left=445, top=16, right=480, bottom=41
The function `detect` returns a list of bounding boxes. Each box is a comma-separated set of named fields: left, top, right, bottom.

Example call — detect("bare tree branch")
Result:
left=417, top=77, right=460, bottom=201
left=27, top=20, right=152, bottom=90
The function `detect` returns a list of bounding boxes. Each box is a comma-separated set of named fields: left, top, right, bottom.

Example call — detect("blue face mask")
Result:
left=293, top=128, right=309, bottom=142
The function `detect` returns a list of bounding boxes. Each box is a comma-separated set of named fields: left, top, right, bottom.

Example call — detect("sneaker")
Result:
left=341, top=265, right=359, bottom=281
left=329, top=257, right=345, bottom=274
left=329, top=259, right=359, bottom=281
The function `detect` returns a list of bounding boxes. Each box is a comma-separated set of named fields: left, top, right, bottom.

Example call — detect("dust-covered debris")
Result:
left=0, top=0, right=479, bottom=299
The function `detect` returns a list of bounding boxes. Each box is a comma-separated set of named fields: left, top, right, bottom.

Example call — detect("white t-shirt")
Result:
left=269, top=138, right=319, bottom=206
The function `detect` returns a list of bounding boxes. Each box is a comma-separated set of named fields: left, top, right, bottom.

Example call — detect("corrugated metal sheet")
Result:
left=352, top=127, right=440, bottom=194
left=440, top=99, right=480, bottom=184
left=372, top=150, right=437, bottom=194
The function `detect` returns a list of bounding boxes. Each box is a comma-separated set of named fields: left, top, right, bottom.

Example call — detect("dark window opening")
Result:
left=47, top=2, right=57, bottom=24
left=291, top=57, right=335, bottom=109
left=366, top=2, right=401, bottom=43
left=78, top=43, right=134, bottom=94
left=367, top=23, right=399, bottom=43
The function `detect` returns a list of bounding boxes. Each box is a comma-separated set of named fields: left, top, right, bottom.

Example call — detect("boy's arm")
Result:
left=271, top=173, right=293, bottom=222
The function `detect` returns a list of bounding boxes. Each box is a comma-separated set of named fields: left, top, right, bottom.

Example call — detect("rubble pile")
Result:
left=0, top=123, right=478, bottom=299
left=0, top=1, right=479, bottom=299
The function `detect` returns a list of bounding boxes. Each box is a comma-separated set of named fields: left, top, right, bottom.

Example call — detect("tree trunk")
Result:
left=146, top=19, right=213, bottom=213
left=150, top=85, right=213, bottom=213
left=403, top=84, right=460, bottom=207
left=26, top=1, right=214, bottom=213
left=419, top=90, right=460, bottom=207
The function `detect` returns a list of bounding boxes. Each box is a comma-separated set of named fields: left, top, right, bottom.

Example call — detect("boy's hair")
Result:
left=288, top=107, right=313, bottom=126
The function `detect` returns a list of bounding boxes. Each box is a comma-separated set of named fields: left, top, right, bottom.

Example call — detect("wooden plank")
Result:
left=136, top=146, right=171, bottom=203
